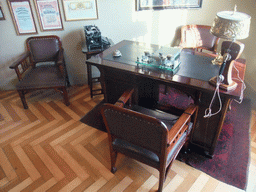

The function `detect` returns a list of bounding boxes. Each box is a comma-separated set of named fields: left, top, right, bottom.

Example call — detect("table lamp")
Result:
left=209, top=6, right=251, bottom=91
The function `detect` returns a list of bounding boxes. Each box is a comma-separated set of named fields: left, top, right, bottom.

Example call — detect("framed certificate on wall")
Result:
left=136, top=0, right=203, bottom=11
left=7, top=0, right=38, bottom=35
left=62, top=0, right=98, bottom=21
left=34, top=0, right=64, bottom=31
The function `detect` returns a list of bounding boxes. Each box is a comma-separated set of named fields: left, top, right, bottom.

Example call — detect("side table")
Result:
left=82, top=40, right=113, bottom=98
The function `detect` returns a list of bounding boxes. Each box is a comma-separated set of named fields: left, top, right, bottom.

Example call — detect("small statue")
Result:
left=212, top=52, right=223, bottom=65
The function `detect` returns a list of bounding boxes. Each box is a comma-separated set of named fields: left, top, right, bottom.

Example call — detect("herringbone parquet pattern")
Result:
left=0, top=84, right=255, bottom=192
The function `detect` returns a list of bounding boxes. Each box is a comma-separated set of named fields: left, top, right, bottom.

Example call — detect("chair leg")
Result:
left=158, top=161, right=174, bottom=192
left=158, top=169, right=166, bottom=192
left=18, top=90, right=28, bottom=109
left=66, top=78, right=71, bottom=87
left=66, top=75, right=71, bottom=87
left=110, top=150, right=118, bottom=173
left=62, top=87, right=70, bottom=106
left=183, top=139, right=190, bottom=153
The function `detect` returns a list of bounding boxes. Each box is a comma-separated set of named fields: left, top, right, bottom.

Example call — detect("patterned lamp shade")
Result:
left=210, top=10, right=251, bottom=40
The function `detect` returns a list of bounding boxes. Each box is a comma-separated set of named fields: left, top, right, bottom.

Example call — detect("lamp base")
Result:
left=209, top=76, right=237, bottom=91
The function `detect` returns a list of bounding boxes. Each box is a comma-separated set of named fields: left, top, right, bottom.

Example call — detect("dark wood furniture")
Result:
left=180, top=25, right=220, bottom=54
left=101, top=88, right=197, bottom=192
left=86, top=40, right=246, bottom=157
left=82, top=40, right=113, bottom=98
left=9, top=35, right=70, bottom=109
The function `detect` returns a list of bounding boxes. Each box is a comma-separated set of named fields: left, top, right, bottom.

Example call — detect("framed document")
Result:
left=0, top=6, right=5, bottom=20
left=136, top=0, right=202, bottom=11
left=62, top=0, right=98, bottom=21
left=7, top=0, right=37, bottom=35
left=34, top=0, right=64, bottom=31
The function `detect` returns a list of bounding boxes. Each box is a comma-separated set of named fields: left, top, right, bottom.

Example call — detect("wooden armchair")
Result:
left=180, top=25, right=220, bottom=54
left=9, top=35, right=70, bottom=109
left=101, top=88, right=197, bottom=192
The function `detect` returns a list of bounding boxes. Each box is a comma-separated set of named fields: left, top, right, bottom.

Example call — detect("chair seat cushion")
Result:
left=16, top=65, right=65, bottom=90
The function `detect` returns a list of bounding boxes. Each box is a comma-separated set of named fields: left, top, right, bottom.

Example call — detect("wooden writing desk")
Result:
left=86, top=40, right=246, bottom=157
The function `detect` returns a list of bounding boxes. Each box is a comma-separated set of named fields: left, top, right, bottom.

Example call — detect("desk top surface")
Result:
left=87, top=40, right=246, bottom=98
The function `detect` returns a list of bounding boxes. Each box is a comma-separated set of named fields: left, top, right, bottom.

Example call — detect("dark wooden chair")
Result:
left=180, top=25, right=220, bottom=54
left=101, top=88, right=197, bottom=192
left=9, top=35, right=70, bottom=109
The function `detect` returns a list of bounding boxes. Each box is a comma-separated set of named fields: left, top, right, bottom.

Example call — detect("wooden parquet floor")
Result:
left=0, top=84, right=256, bottom=192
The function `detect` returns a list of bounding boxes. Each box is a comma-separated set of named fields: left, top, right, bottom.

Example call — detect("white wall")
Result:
left=1, top=0, right=255, bottom=106
left=233, top=0, right=256, bottom=103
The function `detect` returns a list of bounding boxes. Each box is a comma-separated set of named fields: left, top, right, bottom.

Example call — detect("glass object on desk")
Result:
left=136, top=47, right=181, bottom=72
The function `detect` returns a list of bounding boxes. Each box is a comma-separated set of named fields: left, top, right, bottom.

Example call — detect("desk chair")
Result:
left=101, top=88, right=197, bottom=192
left=9, top=35, right=70, bottom=109
left=180, top=25, right=220, bottom=54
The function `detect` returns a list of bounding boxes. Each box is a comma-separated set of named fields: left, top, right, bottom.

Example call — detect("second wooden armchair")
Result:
left=180, top=25, right=220, bottom=54
left=9, top=35, right=70, bottom=109
left=101, top=88, right=197, bottom=192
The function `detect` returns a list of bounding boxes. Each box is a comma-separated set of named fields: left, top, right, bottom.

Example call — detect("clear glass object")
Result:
left=136, top=47, right=181, bottom=72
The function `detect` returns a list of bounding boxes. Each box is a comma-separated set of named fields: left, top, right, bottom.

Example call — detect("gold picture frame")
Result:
left=136, top=0, right=203, bottom=11
left=62, top=0, right=98, bottom=21
left=7, top=0, right=38, bottom=35
left=34, top=0, right=64, bottom=31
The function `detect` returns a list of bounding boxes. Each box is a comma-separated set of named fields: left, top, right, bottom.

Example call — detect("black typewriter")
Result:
left=84, top=25, right=110, bottom=51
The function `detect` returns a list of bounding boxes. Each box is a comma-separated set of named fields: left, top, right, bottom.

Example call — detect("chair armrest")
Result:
left=9, top=52, right=31, bottom=80
left=114, top=88, right=134, bottom=108
left=56, top=48, right=64, bottom=65
left=9, top=52, right=30, bottom=69
left=167, top=103, right=197, bottom=147
left=56, top=49, right=67, bottom=77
